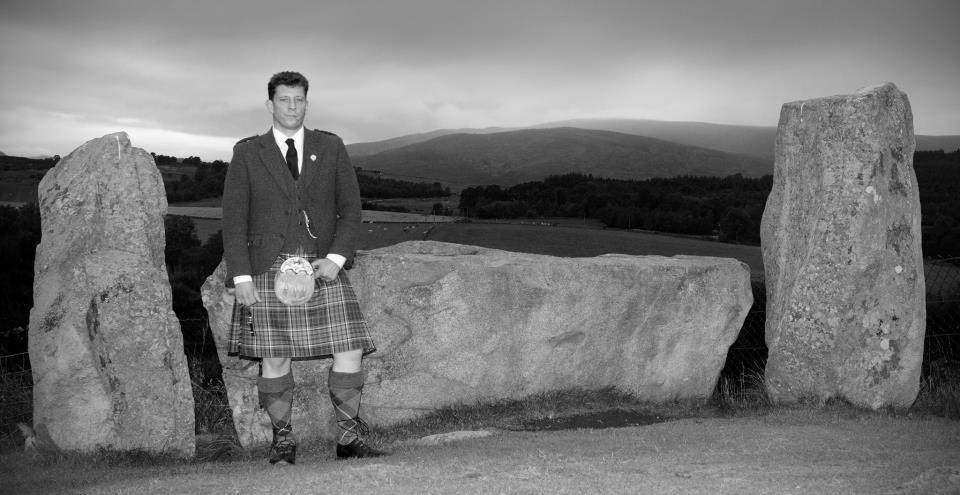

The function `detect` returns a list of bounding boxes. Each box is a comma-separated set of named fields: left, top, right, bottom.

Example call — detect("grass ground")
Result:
left=1, top=385, right=958, bottom=495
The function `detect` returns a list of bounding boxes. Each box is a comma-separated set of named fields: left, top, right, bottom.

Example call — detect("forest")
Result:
left=914, top=150, right=960, bottom=258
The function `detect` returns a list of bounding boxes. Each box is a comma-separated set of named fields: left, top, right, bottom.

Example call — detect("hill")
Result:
left=348, top=127, right=513, bottom=157
left=533, top=118, right=778, bottom=159
left=346, top=118, right=960, bottom=161
left=0, top=155, right=56, bottom=170
left=916, top=135, right=960, bottom=153
left=350, top=127, right=771, bottom=187
left=538, top=121, right=957, bottom=159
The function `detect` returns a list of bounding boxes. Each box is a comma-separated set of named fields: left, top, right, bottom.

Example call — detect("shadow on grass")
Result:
left=504, top=408, right=672, bottom=431
left=373, top=387, right=713, bottom=445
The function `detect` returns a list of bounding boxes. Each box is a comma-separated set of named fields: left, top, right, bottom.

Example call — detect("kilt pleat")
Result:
left=228, top=255, right=376, bottom=359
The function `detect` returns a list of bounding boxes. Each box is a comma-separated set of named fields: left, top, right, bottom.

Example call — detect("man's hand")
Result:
left=312, top=258, right=341, bottom=282
left=234, top=281, right=261, bottom=306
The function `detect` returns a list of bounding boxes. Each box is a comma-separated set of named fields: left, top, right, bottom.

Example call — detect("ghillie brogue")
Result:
left=336, top=437, right=389, bottom=459
left=269, top=425, right=297, bottom=465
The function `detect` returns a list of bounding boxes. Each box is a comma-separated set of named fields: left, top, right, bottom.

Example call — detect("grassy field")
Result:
left=189, top=214, right=960, bottom=290
left=185, top=210, right=766, bottom=277
left=424, top=222, right=764, bottom=275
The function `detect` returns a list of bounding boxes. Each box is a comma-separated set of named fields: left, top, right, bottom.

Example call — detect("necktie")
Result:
left=285, top=138, right=299, bottom=180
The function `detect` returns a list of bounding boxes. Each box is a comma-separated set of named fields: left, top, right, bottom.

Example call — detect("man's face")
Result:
left=267, top=85, right=307, bottom=133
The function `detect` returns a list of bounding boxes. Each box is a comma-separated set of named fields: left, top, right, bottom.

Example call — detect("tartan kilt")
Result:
left=227, top=254, right=376, bottom=359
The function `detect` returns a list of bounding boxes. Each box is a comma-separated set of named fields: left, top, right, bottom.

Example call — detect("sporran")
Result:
left=274, top=256, right=315, bottom=306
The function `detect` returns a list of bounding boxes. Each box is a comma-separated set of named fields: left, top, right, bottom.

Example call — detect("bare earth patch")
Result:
left=3, top=409, right=958, bottom=494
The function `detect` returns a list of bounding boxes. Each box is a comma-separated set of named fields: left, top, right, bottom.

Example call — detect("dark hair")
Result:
left=268, top=71, right=309, bottom=100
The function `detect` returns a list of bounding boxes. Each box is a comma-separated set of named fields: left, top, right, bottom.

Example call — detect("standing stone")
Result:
left=203, top=241, right=752, bottom=447
left=29, top=132, right=195, bottom=456
left=761, top=83, right=925, bottom=409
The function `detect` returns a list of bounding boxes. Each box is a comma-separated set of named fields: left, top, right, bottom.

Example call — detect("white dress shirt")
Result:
left=272, top=126, right=304, bottom=174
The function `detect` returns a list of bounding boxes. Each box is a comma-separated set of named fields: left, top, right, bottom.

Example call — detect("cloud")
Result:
left=1, top=0, right=958, bottom=161
left=0, top=108, right=236, bottom=160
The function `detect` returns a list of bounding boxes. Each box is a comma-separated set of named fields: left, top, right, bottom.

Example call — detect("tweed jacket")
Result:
left=221, top=127, right=363, bottom=282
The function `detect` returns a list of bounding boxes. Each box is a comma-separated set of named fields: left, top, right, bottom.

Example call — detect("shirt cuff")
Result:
left=326, top=254, right=346, bottom=269
left=233, top=275, right=253, bottom=285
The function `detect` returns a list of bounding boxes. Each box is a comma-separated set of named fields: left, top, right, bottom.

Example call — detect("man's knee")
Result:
left=262, top=357, right=292, bottom=378
left=332, top=349, right=363, bottom=373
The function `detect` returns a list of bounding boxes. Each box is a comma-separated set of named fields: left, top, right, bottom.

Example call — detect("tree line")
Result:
left=355, top=170, right=450, bottom=199
left=1, top=154, right=452, bottom=204
left=457, top=150, right=960, bottom=252
left=161, top=160, right=451, bottom=203
left=0, top=155, right=60, bottom=171
left=0, top=203, right=39, bottom=359
left=916, top=150, right=960, bottom=258
left=459, top=173, right=772, bottom=243
left=162, top=157, right=229, bottom=203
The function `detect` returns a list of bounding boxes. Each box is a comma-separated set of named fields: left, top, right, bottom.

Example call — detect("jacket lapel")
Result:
left=297, top=128, right=327, bottom=190
left=256, top=130, right=297, bottom=200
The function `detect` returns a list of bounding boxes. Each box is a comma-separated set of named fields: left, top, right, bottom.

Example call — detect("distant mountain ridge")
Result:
left=532, top=119, right=778, bottom=159
left=347, top=118, right=960, bottom=160
left=350, top=127, right=771, bottom=187
left=347, top=127, right=513, bottom=157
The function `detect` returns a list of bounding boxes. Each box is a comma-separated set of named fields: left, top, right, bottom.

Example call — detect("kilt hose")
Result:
left=228, top=254, right=376, bottom=359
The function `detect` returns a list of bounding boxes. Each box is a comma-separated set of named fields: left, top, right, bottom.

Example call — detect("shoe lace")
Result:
left=273, top=422, right=293, bottom=436
left=274, top=436, right=296, bottom=453
left=337, top=416, right=370, bottom=438
left=272, top=423, right=295, bottom=452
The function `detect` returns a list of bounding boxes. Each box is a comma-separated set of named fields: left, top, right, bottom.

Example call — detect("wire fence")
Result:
left=0, top=353, right=32, bottom=451
left=721, top=257, right=960, bottom=382
left=923, top=257, right=960, bottom=378
left=2, top=257, right=959, bottom=451
left=3, top=259, right=960, bottom=383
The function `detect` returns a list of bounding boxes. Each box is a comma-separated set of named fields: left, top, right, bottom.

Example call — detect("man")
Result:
left=222, top=71, right=386, bottom=464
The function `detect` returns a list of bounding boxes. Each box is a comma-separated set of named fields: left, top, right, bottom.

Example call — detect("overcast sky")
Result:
left=2, top=0, right=958, bottom=161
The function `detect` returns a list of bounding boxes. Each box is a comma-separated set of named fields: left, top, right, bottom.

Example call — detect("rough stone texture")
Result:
left=28, top=132, right=195, bottom=456
left=202, top=240, right=752, bottom=447
left=761, top=83, right=925, bottom=409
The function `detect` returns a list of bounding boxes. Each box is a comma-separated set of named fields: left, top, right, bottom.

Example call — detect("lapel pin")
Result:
left=310, top=154, right=317, bottom=161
